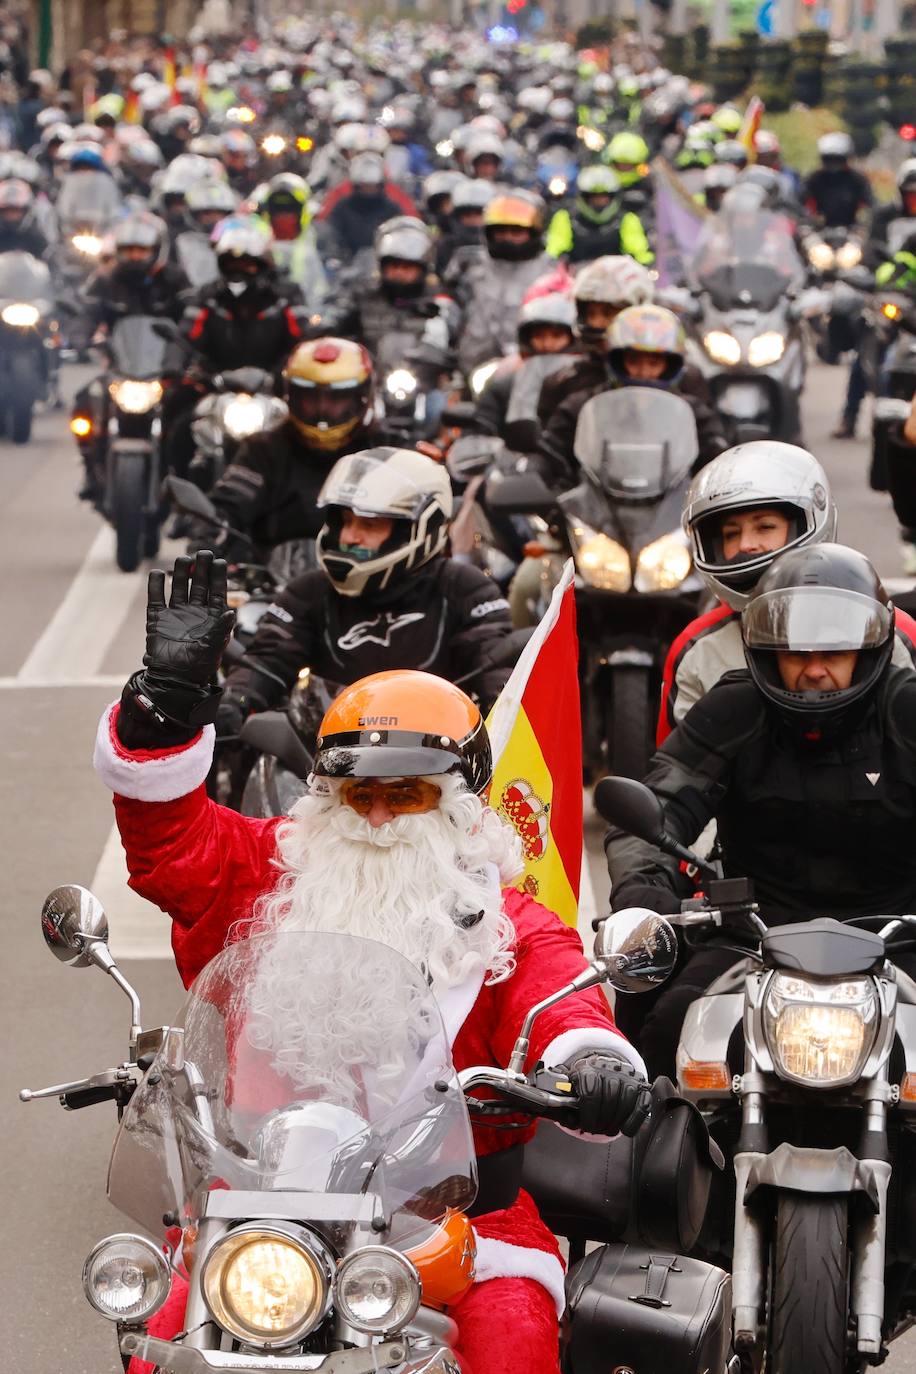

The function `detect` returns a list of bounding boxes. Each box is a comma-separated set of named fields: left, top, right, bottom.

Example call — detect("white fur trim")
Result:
left=93, top=702, right=216, bottom=803
left=472, top=1235, right=567, bottom=1316
left=542, top=1028, right=648, bottom=1082
left=438, top=968, right=486, bottom=1046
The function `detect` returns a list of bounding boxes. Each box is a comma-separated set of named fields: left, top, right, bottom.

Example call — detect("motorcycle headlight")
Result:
left=202, top=1225, right=331, bottom=1347
left=83, top=1233, right=171, bottom=1323
left=836, top=240, right=862, bottom=270
left=570, top=521, right=631, bottom=591
left=72, top=232, right=102, bottom=257
left=882, top=301, right=902, bottom=321
left=109, top=379, right=163, bottom=414
left=1, top=302, right=40, bottom=327
left=470, top=360, right=499, bottom=398
left=807, top=241, right=835, bottom=271
left=578, top=125, right=606, bottom=151
left=222, top=394, right=268, bottom=438
left=703, top=330, right=741, bottom=367
left=436, top=140, right=454, bottom=158
left=763, top=972, right=878, bottom=1086
left=747, top=331, right=786, bottom=368
left=635, top=530, right=692, bottom=591
left=548, top=175, right=568, bottom=196
left=334, top=1246, right=421, bottom=1335
left=386, top=367, right=418, bottom=401
left=262, top=134, right=287, bottom=157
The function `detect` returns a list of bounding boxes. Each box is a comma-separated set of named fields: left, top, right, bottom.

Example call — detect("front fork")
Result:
left=730, top=1070, right=893, bottom=1359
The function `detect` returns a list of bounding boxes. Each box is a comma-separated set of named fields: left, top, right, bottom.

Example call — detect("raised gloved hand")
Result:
left=119, top=551, right=235, bottom=745
left=558, top=1052, right=652, bottom=1137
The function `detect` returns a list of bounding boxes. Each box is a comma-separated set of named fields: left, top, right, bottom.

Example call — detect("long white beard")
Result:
left=240, top=776, right=522, bottom=1109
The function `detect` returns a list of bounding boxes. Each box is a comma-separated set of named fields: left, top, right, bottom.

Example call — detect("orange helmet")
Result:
left=483, top=190, right=545, bottom=261
left=283, top=337, right=374, bottom=452
left=315, top=670, right=492, bottom=794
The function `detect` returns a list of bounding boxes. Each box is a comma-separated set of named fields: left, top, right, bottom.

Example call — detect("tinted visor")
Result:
left=288, top=377, right=368, bottom=427
left=743, top=586, right=892, bottom=652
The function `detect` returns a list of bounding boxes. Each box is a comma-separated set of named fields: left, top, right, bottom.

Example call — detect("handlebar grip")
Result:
left=61, top=1083, right=120, bottom=1111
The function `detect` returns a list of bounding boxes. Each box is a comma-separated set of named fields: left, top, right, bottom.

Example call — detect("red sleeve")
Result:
left=385, top=183, right=419, bottom=216
left=656, top=603, right=732, bottom=746
left=488, top=890, right=619, bottom=1072
left=895, top=608, right=916, bottom=666
left=113, top=787, right=281, bottom=987
left=187, top=306, right=209, bottom=342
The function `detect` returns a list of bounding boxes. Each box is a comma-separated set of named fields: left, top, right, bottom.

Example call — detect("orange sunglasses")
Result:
left=340, top=778, right=442, bottom=817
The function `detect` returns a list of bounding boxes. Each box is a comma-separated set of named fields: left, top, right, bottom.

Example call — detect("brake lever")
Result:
left=20, top=1065, right=138, bottom=1106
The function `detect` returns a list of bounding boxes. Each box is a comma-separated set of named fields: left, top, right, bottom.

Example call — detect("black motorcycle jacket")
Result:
left=223, top=557, right=514, bottom=714
left=208, top=417, right=375, bottom=559
left=802, top=167, right=872, bottom=229
left=0, top=221, right=48, bottom=258
left=173, top=278, right=306, bottom=376
left=320, top=273, right=458, bottom=357
left=606, top=666, right=916, bottom=924
left=81, top=263, right=190, bottom=331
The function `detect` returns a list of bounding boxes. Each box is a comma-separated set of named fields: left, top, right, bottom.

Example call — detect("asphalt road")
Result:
left=2, top=358, right=914, bottom=1372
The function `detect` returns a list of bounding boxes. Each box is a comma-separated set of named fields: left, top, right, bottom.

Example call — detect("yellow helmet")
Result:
left=283, top=337, right=374, bottom=452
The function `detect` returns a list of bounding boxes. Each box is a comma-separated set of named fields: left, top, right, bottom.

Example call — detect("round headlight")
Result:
left=386, top=368, right=418, bottom=400
left=2, top=303, right=40, bottom=328
left=109, top=379, right=163, bottom=414
left=807, top=241, right=834, bottom=272
left=222, top=395, right=267, bottom=438
left=202, top=1224, right=330, bottom=1347
left=703, top=330, right=741, bottom=367
left=836, top=240, right=862, bottom=270
left=82, top=1233, right=171, bottom=1323
left=335, top=1246, right=421, bottom=1335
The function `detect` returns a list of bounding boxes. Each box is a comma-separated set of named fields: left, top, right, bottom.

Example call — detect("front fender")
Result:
left=743, top=1142, right=881, bottom=1211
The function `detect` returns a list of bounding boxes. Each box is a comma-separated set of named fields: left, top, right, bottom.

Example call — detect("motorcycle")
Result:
left=55, top=169, right=122, bottom=354
left=190, top=366, right=287, bottom=489
left=596, top=772, right=916, bottom=1374
left=0, top=250, right=59, bottom=442
left=804, top=226, right=868, bottom=364
left=868, top=287, right=916, bottom=493
left=687, top=201, right=811, bottom=445
left=21, top=883, right=732, bottom=1374
left=73, top=315, right=168, bottom=572
left=488, top=388, right=702, bottom=779
left=376, top=332, right=450, bottom=448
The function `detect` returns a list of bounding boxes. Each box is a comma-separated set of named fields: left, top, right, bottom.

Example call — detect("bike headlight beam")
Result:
left=635, top=530, right=692, bottom=591
left=763, top=972, right=879, bottom=1087
left=202, top=1223, right=332, bottom=1348
left=334, top=1246, right=421, bottom=1335
left=570, top=521, right=631, bottom=591
left=222, top=394, right=268, bottom=438
left=262, top=134, right=287, bottom=156
left=2, top=302, right=40, bottom=327
left=83, top=1233, right=171, bottom=1323
left=386, top=367, right=418, bottom=401
left=747, top=331, right=786, bottom=368
left=109, top=379, right=163, bottom=414
left=548, top=175, right=568, bottom=196
left=836, top=240, right=862, bottom=270
left=72, top=233, right=103, bottom=256
left=703, top=330, right=741, bottom=367
left=807, top=241, right=835, bottom=272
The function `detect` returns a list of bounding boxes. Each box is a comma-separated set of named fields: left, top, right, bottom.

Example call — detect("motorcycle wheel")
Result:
left=8, top=354, right=35, bottom=443
left=605, top=666, right=653, bottom=781
left=8, top=397, right=32, bottom=444
left=768, top=1193, right=848, bottom=1374
left=113, top=452, right=146, bottom=574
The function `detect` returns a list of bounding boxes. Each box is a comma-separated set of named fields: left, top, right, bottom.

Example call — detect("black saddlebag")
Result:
left=564, top=1246, right=732, bottom=1374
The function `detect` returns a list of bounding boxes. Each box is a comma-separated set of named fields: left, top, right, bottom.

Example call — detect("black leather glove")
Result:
left=120, top=551, right=235, bottom=743
left=215, top=694, right=247, bottom=738
left=559, top=1052, right=651, bottom=1137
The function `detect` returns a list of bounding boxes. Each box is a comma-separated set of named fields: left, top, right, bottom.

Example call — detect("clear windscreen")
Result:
left=690, top=206, right=804, bottom=301
left=886, top=217, right=916, bottom=256
left=176, top=232, right=218, bottom=287
left=108, top=316, right=170, bottom=378
left=107, top=932, right=476, bottom=1249
left=743, top=586, right=892, bottom=651
left=505, top=353, right=576, bottom=425
left=573, top=389, right=698, bottom=498
left=0, top=251, right=52, bottom=302
left=57, top=170, right=123, bottom=226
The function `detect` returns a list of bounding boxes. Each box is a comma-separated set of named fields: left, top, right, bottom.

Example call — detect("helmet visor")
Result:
left=288, top=379, right=367, bottom=428
left=743, top=586, right=892, bottom=653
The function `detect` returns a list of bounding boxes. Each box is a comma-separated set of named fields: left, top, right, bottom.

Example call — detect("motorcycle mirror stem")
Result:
left=40, top=886, right=143, bottom=1056
left=594, top=776, right=718, bottom=880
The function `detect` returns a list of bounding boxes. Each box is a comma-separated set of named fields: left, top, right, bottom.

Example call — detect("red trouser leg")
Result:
left=450, top=1276, right=561, bottom=1374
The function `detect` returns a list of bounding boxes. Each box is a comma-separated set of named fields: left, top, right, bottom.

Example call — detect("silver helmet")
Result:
left=683, top=441, right=838, bottom=610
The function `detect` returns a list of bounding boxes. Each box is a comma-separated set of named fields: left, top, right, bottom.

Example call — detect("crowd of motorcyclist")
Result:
left=13, top=15, right=916, bottom=1373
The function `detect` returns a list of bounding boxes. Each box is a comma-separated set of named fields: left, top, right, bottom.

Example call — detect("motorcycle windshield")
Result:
left=0, top=250, right=52, bottom=303
left=377, top=331, right=422, bottom=373
left=108, top=316, right=169, bottom=380
left=690, top=207, right=804, bottom=306
left=107, top=932, right=477, bottom=1248
left=887, top=217, right=916, bottom=256
left=505, top=353, right=576, bottom=425
left=57, top=170, right=122, bottom=228
left=176, top=232, right=218, bottom=287
left=573, top=389, right=698, bottom=498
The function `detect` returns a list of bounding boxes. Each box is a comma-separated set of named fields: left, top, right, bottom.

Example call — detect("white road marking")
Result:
left=0, top=674, right=126, bottom=690
left=16, top=528, right=182, bottom=684
left=90, top=821, right=173, bottom=960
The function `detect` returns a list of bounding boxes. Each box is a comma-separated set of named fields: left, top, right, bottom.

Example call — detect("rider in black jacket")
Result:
left=605, top=544, right=916, bottom=1078
left=217, top=446, right=515, bottom=733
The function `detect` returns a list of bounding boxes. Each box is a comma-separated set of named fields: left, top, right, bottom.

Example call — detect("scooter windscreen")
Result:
left=107, top=930, right=477, bottom=1249
left=57, top=169, right=123, bottom=227
left=0, top=250, right=52, bottom=309
left=107, top=316, right=170, bottom=380
left=690, top=203, right=805, bottom=306
left=573, top=389, right=698, bottom=500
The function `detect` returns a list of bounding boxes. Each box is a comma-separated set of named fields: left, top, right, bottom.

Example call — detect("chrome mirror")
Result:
left=595, top=909, right=678, bottom=993
left=41, top=886, right=110, bottom=967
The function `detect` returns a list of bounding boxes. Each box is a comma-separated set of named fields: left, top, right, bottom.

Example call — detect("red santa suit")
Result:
left=94, top=704, right=645, bottom=1374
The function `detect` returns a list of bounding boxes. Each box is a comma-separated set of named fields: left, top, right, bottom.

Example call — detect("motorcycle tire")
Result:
left=768, top=1192, right=848, bottom=1374
left=605, top=666, right=653, bottom=781
left=8, top=353, right=36, bottom=443
left=113, top=452, right=147, bottom=574
left=8, top=397, right=31, bottom=444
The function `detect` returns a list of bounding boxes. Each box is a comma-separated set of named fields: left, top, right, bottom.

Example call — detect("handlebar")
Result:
left=459, top=1064, right=580, bottom=1128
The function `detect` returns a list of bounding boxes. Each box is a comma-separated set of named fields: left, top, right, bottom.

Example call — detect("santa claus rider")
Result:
left=93, top=550, right=650, bottom=1374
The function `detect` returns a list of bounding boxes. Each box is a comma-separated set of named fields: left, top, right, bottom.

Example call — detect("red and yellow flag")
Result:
left=486, top=560, right=581, bottom=927
left=739, top=96, right=764, bottom=164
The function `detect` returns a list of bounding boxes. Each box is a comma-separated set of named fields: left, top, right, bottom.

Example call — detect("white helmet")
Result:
left=682, top=441, right=838, bottom=610
left=573, top=254, right=654, bottom=306
left=317, top=448, right=453, bottom=597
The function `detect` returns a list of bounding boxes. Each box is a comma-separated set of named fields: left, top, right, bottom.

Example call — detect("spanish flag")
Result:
left=163, top=46, right=177, bottom=96
left=486, top=560, right=582, bottom=927
left=739, top=96, right=764, bottom=164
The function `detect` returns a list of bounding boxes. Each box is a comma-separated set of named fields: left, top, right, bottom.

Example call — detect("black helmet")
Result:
left=742, top=543, right=894, bottom=740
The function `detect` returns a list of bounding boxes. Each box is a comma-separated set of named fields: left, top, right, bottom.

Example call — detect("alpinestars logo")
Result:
left=338, top=612, right=425, bottom=650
